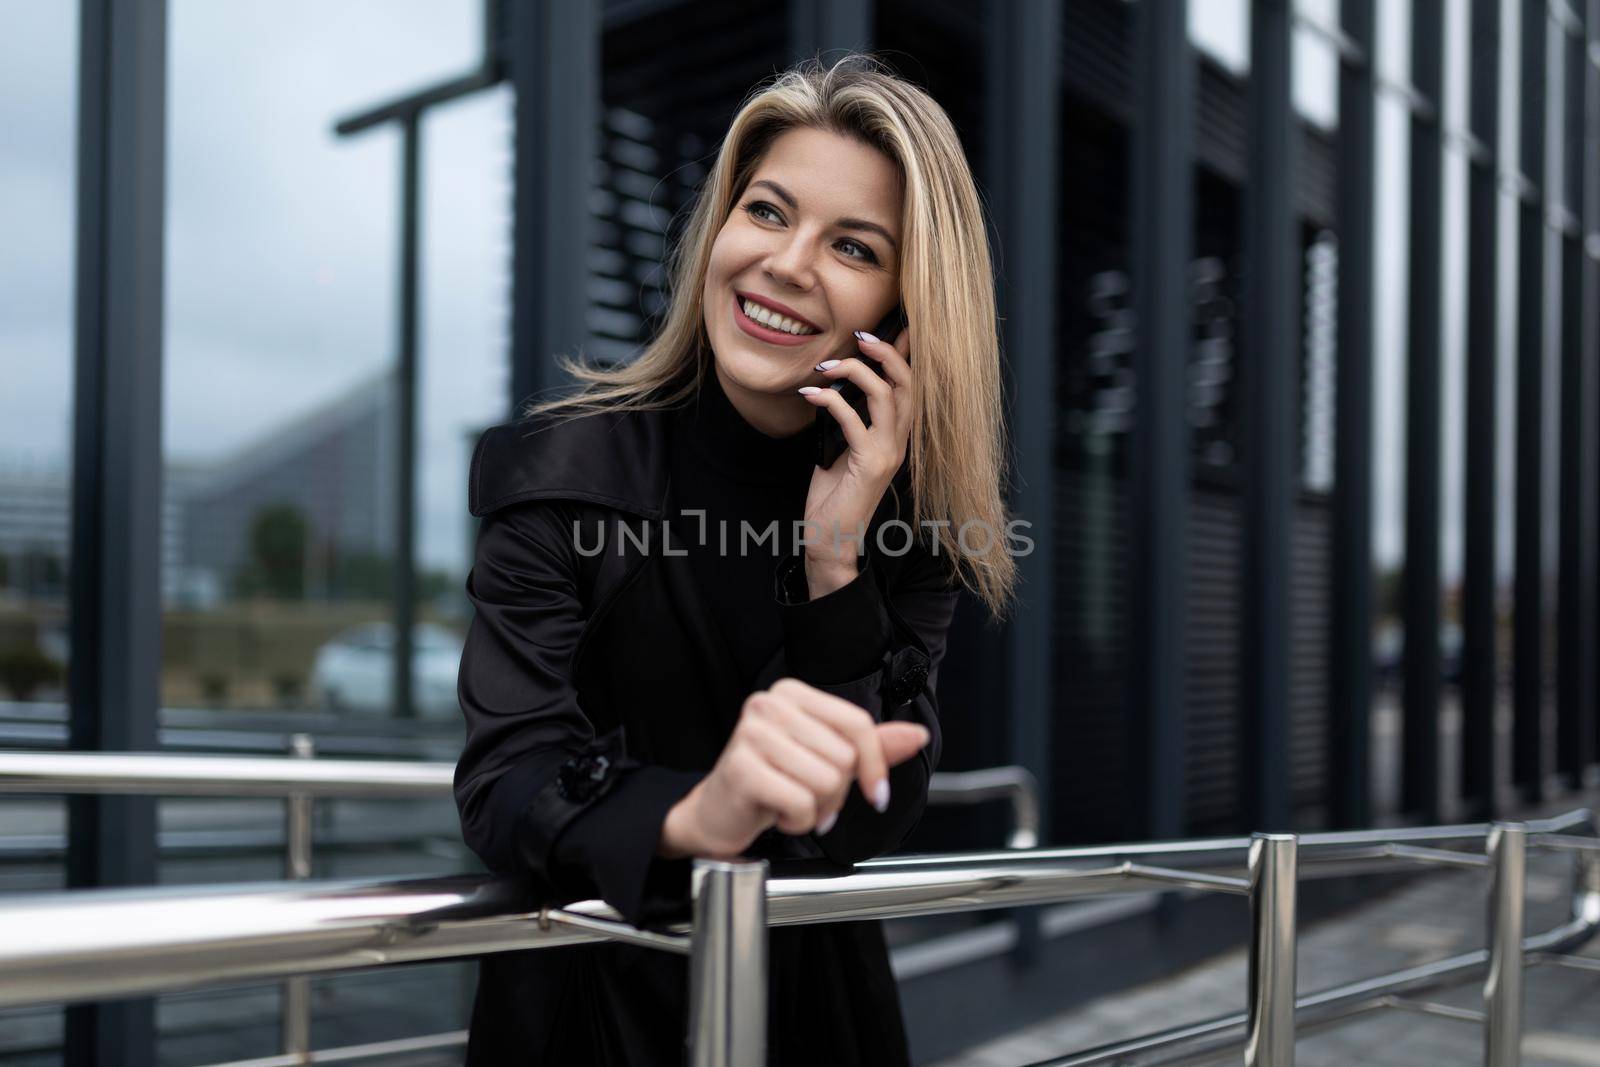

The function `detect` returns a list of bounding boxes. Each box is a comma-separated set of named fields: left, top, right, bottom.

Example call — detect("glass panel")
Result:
left=160, top=2, right=489, bottom=1057
left=1192, top=0, right=1340, bottom=127
left=1294, top=25, right=1340, bottom=130
left=1376, top=0, right=1414, bottom=86
left=1439, top=0, right=1473, bottom=704
left=0, top=2, right=77, bottom=1055
left=1371, top=10, right=1413, bottom=815
left=162, top=0, right=478, bottom=721
left=0, top=2, right=75, bottom=719
left=1190, top=0, right=1250, bottom=75
left=417, top=86, right=512, bottom=673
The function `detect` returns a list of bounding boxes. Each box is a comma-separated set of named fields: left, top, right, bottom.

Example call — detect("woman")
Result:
left=456, top=53, right=1018, bottom=1065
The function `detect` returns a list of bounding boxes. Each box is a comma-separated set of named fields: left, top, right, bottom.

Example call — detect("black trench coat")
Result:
left=455, top=397, right=960, bottom=1065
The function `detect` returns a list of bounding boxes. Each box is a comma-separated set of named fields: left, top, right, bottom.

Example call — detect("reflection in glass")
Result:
left=0, top=3, right=76, bottom=718
left=156, top=2, right=492, bottom=1059
left=162, top=1, right=484, bottom=718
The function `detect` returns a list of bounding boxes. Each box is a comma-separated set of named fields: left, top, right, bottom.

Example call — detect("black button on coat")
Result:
left=455, top=386, right=960, bottom=1065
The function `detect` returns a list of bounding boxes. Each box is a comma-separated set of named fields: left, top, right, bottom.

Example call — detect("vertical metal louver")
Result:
left=1045, top=0, right=1340, bottom=841
left=592, top=0, right=794, bottom=362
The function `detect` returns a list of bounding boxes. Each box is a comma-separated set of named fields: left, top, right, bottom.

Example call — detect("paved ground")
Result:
left=930, top=800, right=1600, bottom=1067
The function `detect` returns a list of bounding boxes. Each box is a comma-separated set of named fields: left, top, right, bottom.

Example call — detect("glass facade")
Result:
left=0, top=4, right=77, bottom=1057
left=0, top=5, right=75, bottom=722
left=155, top=2, right=496, bottom=1058
left=161, top=0, right=490, bottom=723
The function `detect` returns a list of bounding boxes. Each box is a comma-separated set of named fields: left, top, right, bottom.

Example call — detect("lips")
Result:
left=734, top=290, right=821, bottom=333
left=731, top=292, right=820, bottom=347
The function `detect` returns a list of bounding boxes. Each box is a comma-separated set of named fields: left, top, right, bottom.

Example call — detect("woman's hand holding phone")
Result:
left=656, top=678, right=931, bottom=859
left=795, top=313, right=914, bottom=598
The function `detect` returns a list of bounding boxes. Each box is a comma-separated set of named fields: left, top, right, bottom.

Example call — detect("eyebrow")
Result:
left=748, top=179, right=899, bottom=253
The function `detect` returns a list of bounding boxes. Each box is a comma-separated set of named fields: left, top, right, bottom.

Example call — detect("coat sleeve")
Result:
left=771, top=533, right=961, bottom=866
left=455, top=501, right=704, bottom=928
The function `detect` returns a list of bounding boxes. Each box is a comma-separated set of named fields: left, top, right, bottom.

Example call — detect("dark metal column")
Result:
left=1130, top=0, right=1192, bottom=841
left=1402, top=0, right=1445, bottom=823
left=509, top=0, right=600, bottom=408
left=984, top=0, right=1059, bottom=842
left=1558, top=0, right=1598, bottom=785
left=67, top=1, right=165, bottom=1062
left=1587, top=0, right=1600, bottom=786
left=1463, top=0, right=1505, bottom=818
left=1513, top=0, right=1549, bottom=802
left=393, top=114, right=420, bottom=721
left=788, top=0, right=872, bottom=64
left=1242, top=0, right=1297, bottom=832
left=1331, top=0, right=1378, bottom=829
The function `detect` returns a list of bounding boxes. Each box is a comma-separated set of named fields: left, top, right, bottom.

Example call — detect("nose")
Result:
left=762, top=229, right=819, bottom=292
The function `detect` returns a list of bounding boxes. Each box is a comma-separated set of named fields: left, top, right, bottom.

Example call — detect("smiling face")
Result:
left=702, top=126, right=904, bottom=437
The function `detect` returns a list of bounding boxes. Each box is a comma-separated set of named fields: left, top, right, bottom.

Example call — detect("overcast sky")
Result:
left=0, top=0, right=1532, bottom=583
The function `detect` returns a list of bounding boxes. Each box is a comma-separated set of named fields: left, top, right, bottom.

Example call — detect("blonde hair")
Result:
left=523, top=53, right=1018, bottom=620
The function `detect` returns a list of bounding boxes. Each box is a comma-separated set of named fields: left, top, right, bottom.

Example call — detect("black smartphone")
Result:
left=816, top=303, right=906, bottom=469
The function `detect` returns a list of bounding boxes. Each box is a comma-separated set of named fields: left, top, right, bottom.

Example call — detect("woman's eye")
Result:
left=744, top=201, right=782, bottom=224
left=743, top=201, right=879, bottom=265
left=838, top=239, right=877, bottom=264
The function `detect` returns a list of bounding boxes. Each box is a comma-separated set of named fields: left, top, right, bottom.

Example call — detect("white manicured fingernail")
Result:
left=817, top=811, right=838, bottom=835
left=854, top=330, right=879, bottom=345
left=798, top=386, right=822, bottom=395
left=871, top=780, right=890, bottom=813
left=815, top=359, right=841, bottom=370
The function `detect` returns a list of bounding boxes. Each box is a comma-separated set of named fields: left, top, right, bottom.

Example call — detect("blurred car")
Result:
left=310, top=621, right=464, bottom=718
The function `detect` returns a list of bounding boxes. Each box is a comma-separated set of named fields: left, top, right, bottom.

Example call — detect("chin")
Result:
left=712, top=335, right=810, bottom=395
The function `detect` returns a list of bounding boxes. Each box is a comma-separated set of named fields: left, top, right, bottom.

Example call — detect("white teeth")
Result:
left=741, top=298, right=816, bottom=336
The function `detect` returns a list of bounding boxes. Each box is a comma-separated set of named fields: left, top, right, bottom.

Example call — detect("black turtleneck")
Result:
left=548, top=366, right=903, bottom=948
left=667, top=369, right=889, bottom=687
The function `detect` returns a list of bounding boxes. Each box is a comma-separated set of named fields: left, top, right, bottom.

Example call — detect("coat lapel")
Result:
left=469, top=403, right=672, bottom=521
left=471, top=399, right=793, bottom=734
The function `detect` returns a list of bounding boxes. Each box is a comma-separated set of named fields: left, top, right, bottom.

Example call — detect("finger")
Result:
left=797, top=385, right=872, bottom=457
left=732, top=744, right=819, bottom=835
left=770, top=679, right=889, bottom=811
left=852, top=329, right=912, bottom=390
left=877, top=721, right=931, bottom=767
left=853, top=330, right=916, bottom=441
left=761, top=695, right=858, bottom=772
left=760, top=698, right=858, bottom=832
left=814, top=357, right=895, bottom=435
left=756, top=774, right=822, bottom=835
left=741, top=714, right=850, bottom=808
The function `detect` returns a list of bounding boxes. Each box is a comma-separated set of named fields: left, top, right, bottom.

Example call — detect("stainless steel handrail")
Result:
left=926, top=766, right=1040, bottom=848
left=0, top=747, right=1040, bottom=1062
left=0, top=750, right=1037, bottom=835
left=0, top=749, right=455, bottom=797
left=4, top=815, right=1592, bottom=1001
left=2, top=750, right=1596, bottom=1066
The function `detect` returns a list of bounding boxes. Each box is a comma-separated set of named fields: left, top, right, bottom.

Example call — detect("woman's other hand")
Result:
left=657, top=677, right=929, bottom=860
left=796, top=324, right=915, bottom=597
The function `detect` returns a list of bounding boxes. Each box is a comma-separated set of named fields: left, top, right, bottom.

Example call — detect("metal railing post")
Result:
left=282, top=733, right=315, bottom=1059
left=1246, top=832, right=1297, bottom=1067
left=1484, top=821, right=1527, bottom=1067
left=687, top=859, right=768, bottom=1067
left=1576, top=838, right=1600, bottom=927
